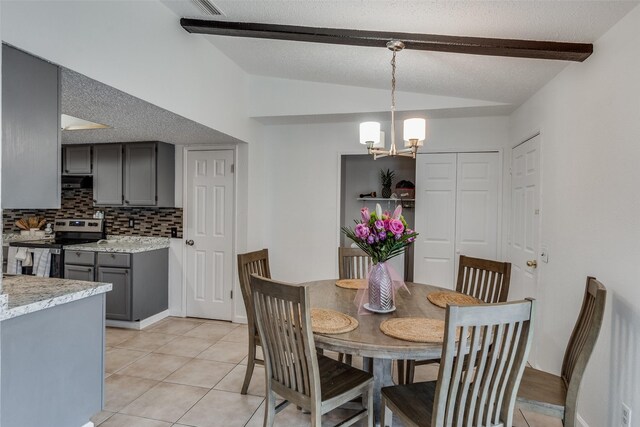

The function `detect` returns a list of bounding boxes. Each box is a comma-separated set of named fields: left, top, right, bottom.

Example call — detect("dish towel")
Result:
left=32, top=249, right=52, bottom=277
left=7, top=247, right=21, bottom=274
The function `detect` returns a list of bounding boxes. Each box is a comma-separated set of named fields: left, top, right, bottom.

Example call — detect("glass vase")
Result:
left=368, top=262, right=394, bottom=311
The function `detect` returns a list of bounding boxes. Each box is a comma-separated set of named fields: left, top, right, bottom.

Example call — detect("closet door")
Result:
left=454, top=152, right=500, bottom=274
left=413, top=153, right=457, bottom=287
left=414, top=152, right=500, bottom=289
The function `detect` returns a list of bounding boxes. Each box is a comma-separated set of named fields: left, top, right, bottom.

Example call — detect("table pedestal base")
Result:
left=364, top=357, right=394, bottom=427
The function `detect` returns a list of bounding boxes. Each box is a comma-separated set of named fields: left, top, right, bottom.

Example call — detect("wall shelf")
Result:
left=356, top=197, right=415, bottom=209
left=356, top=197, right=415, bottom=202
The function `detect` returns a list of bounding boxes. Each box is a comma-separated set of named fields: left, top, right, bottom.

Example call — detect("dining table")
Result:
left=306, top=279, right=449, bottom=426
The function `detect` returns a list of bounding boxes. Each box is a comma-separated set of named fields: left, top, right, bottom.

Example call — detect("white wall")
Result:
left=261, top=115, right=510, bottom=283
left=509, top=5, right=640, bottom=426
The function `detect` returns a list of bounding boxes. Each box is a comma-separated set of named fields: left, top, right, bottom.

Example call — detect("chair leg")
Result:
left=264, top=390, right=276, bottom=427
left=242, top=343, right=257, bottom=395
left=380, top=395, right=387, bottom=427
left=397, top=360, right=405, bottom=385
left=345, top=354, right=353, bottom=365
left=406, top=360, right=416, bottom=384
left=367, top=385, right=374, bottom=426
left=311, top=409, right=322, bottom=427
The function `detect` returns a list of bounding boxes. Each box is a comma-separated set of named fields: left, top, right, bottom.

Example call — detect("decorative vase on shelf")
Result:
left=368, top=262, right=394, bottom=311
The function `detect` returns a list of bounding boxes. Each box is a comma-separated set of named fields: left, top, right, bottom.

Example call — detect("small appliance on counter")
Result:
left=8, top=218, right=105, bottom=278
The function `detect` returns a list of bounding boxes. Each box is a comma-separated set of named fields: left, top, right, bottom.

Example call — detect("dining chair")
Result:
left=382, top=298, right=535, bottom=427
left=399, top=255, right=512, bottom=384
left=337, top=247, right=373, bottom=365
left=250, top=274, right=374, bottom=427
left=237, top=249, right=271, bottom=395
left=517, top=276, right=606, bottom=427
left=339, top=247, right=373, bottom=280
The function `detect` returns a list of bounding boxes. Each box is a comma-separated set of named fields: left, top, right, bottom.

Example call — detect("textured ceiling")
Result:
left=162, top=0, right=638, bottom=105
left=60, top=68, right=241, bottom=145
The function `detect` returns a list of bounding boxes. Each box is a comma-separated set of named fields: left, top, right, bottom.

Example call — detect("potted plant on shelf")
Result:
left=342, top=204, right=418, bottom=313
left=380, top=169, right=395, bottom=198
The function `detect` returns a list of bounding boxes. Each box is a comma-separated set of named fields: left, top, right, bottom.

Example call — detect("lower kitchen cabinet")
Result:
left=64, top=248, right=168, bottom=321
left=98, top=267, right=131, bottom=321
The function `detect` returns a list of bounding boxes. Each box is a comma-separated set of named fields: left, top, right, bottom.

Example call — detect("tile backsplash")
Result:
left=3, top=188, right=183, bottom=237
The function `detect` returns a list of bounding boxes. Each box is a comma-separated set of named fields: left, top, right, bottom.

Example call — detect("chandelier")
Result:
left=359, top=41, right=426, bottom=159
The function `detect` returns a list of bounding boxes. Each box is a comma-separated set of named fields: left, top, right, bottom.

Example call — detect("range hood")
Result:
left=61, top=175, right=93, bottom=189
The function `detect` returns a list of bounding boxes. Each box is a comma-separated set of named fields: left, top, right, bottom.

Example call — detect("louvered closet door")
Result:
left=414, top=152, right=500, bottom=289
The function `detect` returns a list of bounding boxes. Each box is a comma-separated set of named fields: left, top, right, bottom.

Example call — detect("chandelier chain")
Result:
left=391, top=49, right=397, bottom=111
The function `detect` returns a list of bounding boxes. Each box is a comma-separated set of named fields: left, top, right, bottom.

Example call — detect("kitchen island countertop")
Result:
left=63, top=235, right=170, bottom=253
left=0, top=275, right=112, bottom=321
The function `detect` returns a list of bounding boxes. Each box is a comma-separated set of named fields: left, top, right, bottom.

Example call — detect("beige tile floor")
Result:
left=93, top=317, right=563, bottom=427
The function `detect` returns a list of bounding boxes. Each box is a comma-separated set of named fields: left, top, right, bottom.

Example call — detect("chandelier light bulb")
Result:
left=359, top=122, right=381, bottom=146
left=403, top=118, right=426, bottom=147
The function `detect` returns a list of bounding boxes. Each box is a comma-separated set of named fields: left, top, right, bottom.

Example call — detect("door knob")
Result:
left=526, top=260, right=538, bottom=268
left=185, top=240, right=194, bottom=246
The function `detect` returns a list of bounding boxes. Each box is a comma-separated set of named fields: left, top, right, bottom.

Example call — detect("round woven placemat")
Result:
left=311, top=308, right=359, bottom=334
left=335, top=279, right=367, bottom=290
left=427, top=291, right=482, bottom=309
left=380, top=317, right=447, bottom=343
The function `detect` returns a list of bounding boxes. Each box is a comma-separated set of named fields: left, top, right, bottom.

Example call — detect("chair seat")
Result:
left=517, top=366, right=567, bottom=417
left=381, top=381, right=437, bottom=427
left=318, top=354, right=373, bottom=402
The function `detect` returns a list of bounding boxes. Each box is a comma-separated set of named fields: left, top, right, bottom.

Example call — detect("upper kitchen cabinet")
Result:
left=93, top=144, right=123, bottom=206
left=63, top=145, right=92, bottom=175
left=93, top=142, right=174, bottom=207
left=2, top=45, right=61, bottom=209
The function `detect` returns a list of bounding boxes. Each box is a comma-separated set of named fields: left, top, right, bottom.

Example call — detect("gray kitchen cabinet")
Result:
left=92, top=141, right=174, bottom=207
left=63, top=265, right=95, bottom=282
left=93, top=144, right=123, bottom=206
left=98, top=249, right=168, bottom=321
left=63, top=145, right=92, bottom=175
left=124, top=142, right=156, bottom=206
left=2, top=44, right=61, bottom=209
left=98, top=267, right=131, bottom=321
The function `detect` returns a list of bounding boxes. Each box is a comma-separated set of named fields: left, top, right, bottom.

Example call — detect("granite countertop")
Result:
left=0, top=275, right=112, bottom=321
left=3, top=233, right=53, bottom=245
left=63, top=236, right=171, bottom=253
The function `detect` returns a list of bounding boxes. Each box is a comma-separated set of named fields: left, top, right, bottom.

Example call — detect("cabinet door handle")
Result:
left=75, top=252, right=81, bottom=256
left=87, top=268, right=92, bottom=272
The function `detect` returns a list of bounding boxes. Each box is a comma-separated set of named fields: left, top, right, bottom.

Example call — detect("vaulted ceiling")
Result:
left=162, top=1, right=638, bottom=106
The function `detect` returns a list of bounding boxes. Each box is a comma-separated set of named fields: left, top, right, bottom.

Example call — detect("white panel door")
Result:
left=455, top=152, right=500, bottom=273
left=185, top=150, right=234, bottom=320
left=414, top=153, right=458, bottom=288
left=508, top=136, right=541, bottom=303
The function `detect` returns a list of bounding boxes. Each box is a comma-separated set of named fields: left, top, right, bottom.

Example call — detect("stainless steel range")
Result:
left=9, top=219, right=105, bottom=277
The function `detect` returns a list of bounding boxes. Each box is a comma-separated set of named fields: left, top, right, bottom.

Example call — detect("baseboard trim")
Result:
left=105, top=310, right=170, bottom=330
left=576, top=413, right=589, bottom=427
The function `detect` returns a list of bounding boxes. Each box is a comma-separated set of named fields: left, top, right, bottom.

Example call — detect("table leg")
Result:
left=372, top=358, right=393, bottom=427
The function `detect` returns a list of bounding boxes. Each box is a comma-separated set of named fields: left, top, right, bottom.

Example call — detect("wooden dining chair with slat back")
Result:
left=250, top=274, right=374, bottom=427
left=382, top=298, right=535, bottom=427
left=337, top=247, right=372, bottom=365
left=339, top=247, right=373, bottom=280
left=517, top=276, right=606, bottom=427
left=400, top=255, right=512, bottom=384
left=237, top=249, right=271, bottom=395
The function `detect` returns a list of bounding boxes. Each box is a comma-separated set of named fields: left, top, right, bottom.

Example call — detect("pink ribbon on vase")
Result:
left=354, top=262, right=410, bottom=315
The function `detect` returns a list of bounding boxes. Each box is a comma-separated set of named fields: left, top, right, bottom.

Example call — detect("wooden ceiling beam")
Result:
left=180, top=19, right=593, bottom=62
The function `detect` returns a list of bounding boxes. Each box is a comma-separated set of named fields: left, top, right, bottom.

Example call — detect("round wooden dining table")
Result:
left=306, top=279, right=448, bottom=426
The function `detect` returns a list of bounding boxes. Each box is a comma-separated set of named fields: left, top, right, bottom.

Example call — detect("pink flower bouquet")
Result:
left=341, top=204, right=418, bottom=264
